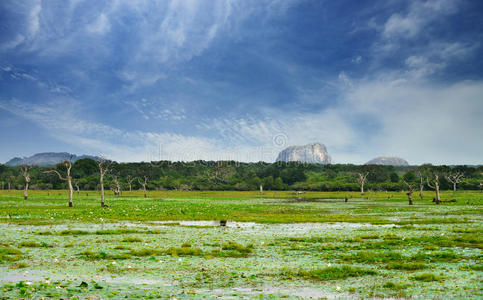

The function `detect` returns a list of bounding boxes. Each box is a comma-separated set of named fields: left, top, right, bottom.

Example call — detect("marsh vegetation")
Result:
left=0, top=190, right=481, bottom=298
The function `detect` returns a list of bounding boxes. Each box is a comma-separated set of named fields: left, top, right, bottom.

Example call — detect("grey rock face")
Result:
left=276, top=143, right=332, bottom=164
left=5, top=152, right=100, bottom=166
left=365, top=156, right=409, bottom=166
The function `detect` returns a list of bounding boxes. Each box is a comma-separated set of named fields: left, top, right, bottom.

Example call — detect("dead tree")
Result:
left=427, top=174, right=441, bottom=205
left=201, top=162, right=234, bottom=188
left=97, top=158, right=110, bottom=207
left=446, top=172, right=464, bottom=192
left=403, top=180, right=415, bottom=205
left=356, top=172, right=369, bottom=195
left=138, top=176, right=148, bottom=198
left=74, top=181, right=80, bottom=196
left=416, top=171, right=424, bottom=199
left=44, top=155, right=74, bottom=207
left=20, top=165, right=31, bottom=200
left=111, top=175, right=121, bottom=196
left=127, top=175, right=135, bottom=198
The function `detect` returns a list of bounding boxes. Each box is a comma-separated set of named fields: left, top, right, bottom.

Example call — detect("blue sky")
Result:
left=1, top=0, right=482, bottom=164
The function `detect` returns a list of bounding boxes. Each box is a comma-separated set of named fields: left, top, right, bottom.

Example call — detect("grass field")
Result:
left=0, top=190, right=481, bottom=299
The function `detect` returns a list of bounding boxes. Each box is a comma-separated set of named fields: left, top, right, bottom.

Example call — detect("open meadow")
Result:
left=0, top=190, right=482, bottom=299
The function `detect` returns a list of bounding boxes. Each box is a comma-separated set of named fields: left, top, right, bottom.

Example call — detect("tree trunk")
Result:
left=407, top=192, right=413, bottom=205
left=453, top=183, right=456, bottom=193
left=100, top=174, right=105, bottom=207
left=143, top=186, right=147, bottom=198
left=24, top=182, right=29, bottom=200
left=259, top=184, right=263, bottom=195
left=419, top=179, right=424, bottom=199
left=435, top=185, right=440, bottom=205
left=8, top=182, right=11, bottom=192
left=360, top=183, right=364, bottom=195
left=68, top=178, right=73, bottom=207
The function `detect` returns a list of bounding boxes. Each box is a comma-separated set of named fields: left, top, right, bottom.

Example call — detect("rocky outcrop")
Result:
left=5, top=152, right=100, bottom=166
left=365, top=156, right=409, bottom=166
left=276, top=143, right=331, bottom=164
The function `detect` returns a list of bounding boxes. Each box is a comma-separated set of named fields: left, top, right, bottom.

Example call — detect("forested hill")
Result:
left=0, top=159, right=481, bottom=191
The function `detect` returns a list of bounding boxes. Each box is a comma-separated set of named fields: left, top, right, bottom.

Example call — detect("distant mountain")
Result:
left=276, top=143, right=332, bottom=164
left=365, top=156, right=409, bottom=166
left=5, top=152, right=100, bottom=166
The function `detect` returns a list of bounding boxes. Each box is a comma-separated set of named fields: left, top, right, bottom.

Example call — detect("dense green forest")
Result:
left=0, top=159, right=481, bottom=192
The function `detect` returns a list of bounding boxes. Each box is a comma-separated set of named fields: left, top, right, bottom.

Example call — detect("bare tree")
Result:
left=20, top=165, right=31, bottom=200
left=446, top=172, right=464, bottom=192
left=138, top=176, right=148, bottom=198
left=97, top=158, right=110, bottom=207
left=427, top=174, right=441, bottom=205
left=403, top=180, right=415, bottom=205
left=74, top=181, right=80, bottom=197
left=416, top=171, right=424, bottom=199
left=126, top=175, right=135, bottom=198
left=356, top=172, right=369, bottom=195
left=44, top=155, right=74, bottom=207
left=111, top=175, right=121, bottom=196
left=202, top=162, right=234, bottom=187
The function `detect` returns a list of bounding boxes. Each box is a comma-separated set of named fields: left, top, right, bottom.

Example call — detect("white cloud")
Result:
left=0, top=34, right=26, bottom=51
left=383, top=13, right=421, bottom=39
left=339, top=79, right=483, bottom=164
left=87, top=13, right=111, bottom=34
left=27, top=1, right=42, bottom=38
left=2, top=71, right=482, bottom=165
left=404, top=55, right=445, bottom=79
left=382, top=0, right=458, bottom=40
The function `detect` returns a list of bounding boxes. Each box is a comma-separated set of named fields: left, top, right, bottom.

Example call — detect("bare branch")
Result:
left=446, top=172, right=464, bottom=184
left=43, top=169, right=67, bottom=181
left=138, top=176, right=148, bottom=185
left=403, top=180, right=414, bottom=191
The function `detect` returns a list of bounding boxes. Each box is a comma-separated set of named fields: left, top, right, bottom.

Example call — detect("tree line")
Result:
left=1, top=158, right=481, bottom=193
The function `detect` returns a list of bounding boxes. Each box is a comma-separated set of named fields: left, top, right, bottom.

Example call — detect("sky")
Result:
left=0, top=0, right=482, bottom=165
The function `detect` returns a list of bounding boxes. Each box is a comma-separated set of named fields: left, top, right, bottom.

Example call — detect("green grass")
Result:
left=283, top=265, right=377, bottom=280
left=77, top=250, right=132, bottom=260
left=342, top=251, right=403, bottom=263
left=122, top=237, right=143, bottom=243
left=0, top=246, right=22, bottom=262
left=57, top=229, right=161, bottom=235
left=1, top=189, right=481, bottom=225
left=18, top=241, right=53, bottom=248
left=411, top=273, right=441, bottom=282
left=386, top=262, right=427, bottom=270
left=382, top=281, right=409, bottom=290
